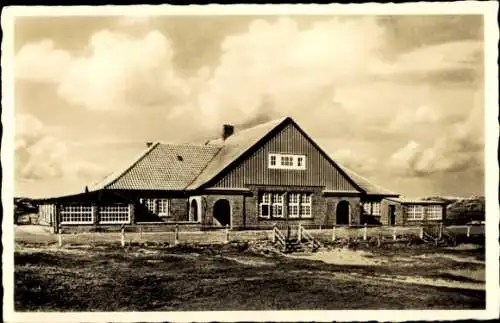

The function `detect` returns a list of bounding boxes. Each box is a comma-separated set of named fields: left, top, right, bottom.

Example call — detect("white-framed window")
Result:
left=269, top=154, right=277, bottom=166
left=300, top=193, right=312, bottom=218
left=60, top=204, right=93, bottom=224
left=407, top=205, right=424, bottom=221
left=268, top=153, right=306, bottom=170
left=288, top=192, right=313, bottom=218
left=272, top=193, right=284, bottom=218
left=144, top=198, right=156, bottom=214
left=281, top=155, right=294, bottom=167
left=288, top=193, right=300, bottom=218
left=259, top=193, right=272, bottom=219
left=426, top=205, right=443, bottom=220
left=362, top=202, right=381, bottom=216
left=100, top=204, right=130, bottom=224
left=363, top=203, right=371, bottom=214
left=157, top=199, right=170, bottom=217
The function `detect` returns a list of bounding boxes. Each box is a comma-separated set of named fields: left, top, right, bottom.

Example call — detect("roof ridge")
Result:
left=156, top=142, right=222, bottom=147
left=205, top=116, right=289, bottom=145
left=90, top=142, right=160, bottom=191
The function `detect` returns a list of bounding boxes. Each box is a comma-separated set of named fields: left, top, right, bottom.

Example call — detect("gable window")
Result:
left=269, top=154, right=277, bottom=166
left=426, top=205, right=442, bottom=220
left=268, top=153, right=306, bottom=170
left=407, top=205, right=424, bottom=221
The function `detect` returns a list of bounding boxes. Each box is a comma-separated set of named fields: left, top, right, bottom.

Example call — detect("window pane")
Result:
left=289, top=205, right=299, bottom=218
left=260, top=204, right=270, bottom=217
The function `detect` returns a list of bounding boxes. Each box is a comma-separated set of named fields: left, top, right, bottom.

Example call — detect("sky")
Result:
left=12, top=14, right=485, bottom=198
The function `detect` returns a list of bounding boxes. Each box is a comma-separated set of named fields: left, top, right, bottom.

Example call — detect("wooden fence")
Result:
left=40, top=223, right=485, bottom=248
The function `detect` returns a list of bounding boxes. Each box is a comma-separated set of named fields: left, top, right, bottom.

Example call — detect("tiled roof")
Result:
left=336, top=163, right=399, bottom=196
left=186, top=117, right=288, bottom=189
left=91, top=142, right=220, bottom=191
left=88, top=116, right=398, bottom=196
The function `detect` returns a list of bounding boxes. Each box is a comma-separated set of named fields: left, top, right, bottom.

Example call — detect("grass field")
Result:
left=14, top=234, right=486, bottom=311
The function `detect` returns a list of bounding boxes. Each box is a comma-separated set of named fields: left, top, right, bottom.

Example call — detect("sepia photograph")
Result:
left=2, top=2, right=499, bottom=322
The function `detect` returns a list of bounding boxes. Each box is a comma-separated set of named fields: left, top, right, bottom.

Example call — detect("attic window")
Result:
left=268, top=153, right=306, bottom=170
left=177, top=155, right=183, bottom=161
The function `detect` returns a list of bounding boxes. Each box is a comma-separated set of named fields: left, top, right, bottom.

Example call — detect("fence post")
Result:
left=439, top=223, right=443, bottom=239
left=297, top=223, right=302, bottom=242
left=121, top=225, right=125, bottom=247
left=332, top=225, right=336, bottom=242
left=225, top=224, right=230, bottom=243
left=363, top=223, right=367, bottom=241
left=174, top=224, right=179, bottom=245
left=419, top=226, right=424, bottom=239
left=467, top=225, right=471, bottom=237
left=58, top=225, right=62, bottom=248
left=392, top=227, right=397, bottom=241
left=92, top=227, right=96, bottom=248
left=272, top=223, right=276, bottom=243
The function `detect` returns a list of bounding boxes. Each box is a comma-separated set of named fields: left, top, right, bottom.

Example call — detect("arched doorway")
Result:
left=213, top=199, right=231, bottom=227
left=190, top=200, right=198, bottom=222
left=336, top=200, right=350, bottom=225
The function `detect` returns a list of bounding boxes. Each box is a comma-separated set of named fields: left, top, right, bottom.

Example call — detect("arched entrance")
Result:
left=336, top=200, right=350, bottom=225
left=190, top=200, right=198, bottom=222
left=213, top=199, right=231, bottom=227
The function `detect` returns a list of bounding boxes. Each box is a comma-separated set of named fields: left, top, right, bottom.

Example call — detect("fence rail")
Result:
left=19, top=223, right=484, bottom=248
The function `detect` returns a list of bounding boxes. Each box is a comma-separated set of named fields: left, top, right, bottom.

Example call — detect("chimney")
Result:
left=146, top=142, right=154, bottom=148
left=222, top=124, right=234, bottom=140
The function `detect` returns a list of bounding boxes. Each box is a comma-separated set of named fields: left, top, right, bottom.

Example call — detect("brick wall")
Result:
left=202, top=186, right=363, bottom=229
left=200, top=194, right=245, bottom=228
left=169, top=198, right=189, bottom=222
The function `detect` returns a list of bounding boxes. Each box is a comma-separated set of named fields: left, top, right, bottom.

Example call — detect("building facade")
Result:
left=35, top=117, right=445, bottom=231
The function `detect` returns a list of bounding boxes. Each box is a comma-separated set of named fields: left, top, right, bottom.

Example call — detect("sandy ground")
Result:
left=287, top=246, right=485, bottom=291
left=288, top=248, right=385, bottom=266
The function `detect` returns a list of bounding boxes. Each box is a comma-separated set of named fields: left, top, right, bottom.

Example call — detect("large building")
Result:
left=36, top=117, right=447, bottom=231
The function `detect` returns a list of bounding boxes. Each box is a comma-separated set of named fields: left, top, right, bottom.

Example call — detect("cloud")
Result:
left=13, top=16, right=485, bottom=193
left=57, top=30, right=190, bottom=111
left=15, top=39, right=72, bottom=83
left=15, top=30, right=192, bottom=112
left=196, top=17, right=386, bottom=128
left=388, top=105, right=442, bottom=132
left=331, top=148, right=378, bottom=174
left=371, top=40, right=483, bottom=83
left=388, top=105, right=483, bottom=177
left=15, top=114, right=105, bottom=180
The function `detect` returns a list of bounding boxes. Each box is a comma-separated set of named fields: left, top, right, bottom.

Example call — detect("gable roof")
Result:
left=186, top=117, right=288, bottom=189
left=91, top=142, right=220, bottom=191
left=87, top=116, right=398, bottom=196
